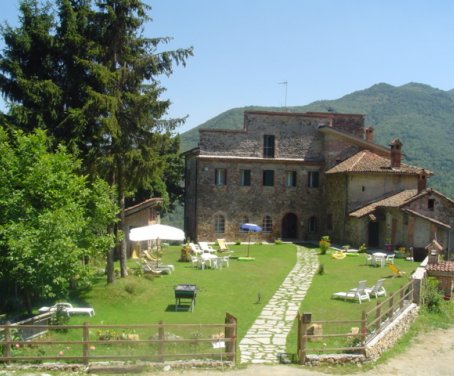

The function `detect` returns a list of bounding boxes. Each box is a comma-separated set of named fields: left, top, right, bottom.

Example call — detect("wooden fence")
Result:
left=297, top=281, right=414, bottom=364
left=1, top=313, right=237, bottom=365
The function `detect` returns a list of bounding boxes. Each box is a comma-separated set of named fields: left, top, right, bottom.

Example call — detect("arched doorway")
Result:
left=282, top=213, right=298, bottom=239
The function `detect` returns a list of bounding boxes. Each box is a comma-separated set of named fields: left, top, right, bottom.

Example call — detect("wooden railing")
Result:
left=297, top=281, right=414, bottom=364
left=1, top=313, right=237, bottom=365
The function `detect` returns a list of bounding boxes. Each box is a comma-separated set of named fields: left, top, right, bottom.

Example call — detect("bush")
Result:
left=317, top=264, right=325, bottom=275
left=319, top=236, right=331, bottom=255
left=275, top=238, right=283, bottom=245
left=424, top=277, right=444, bottom=313
left=358, top=243, right=367, bottom=253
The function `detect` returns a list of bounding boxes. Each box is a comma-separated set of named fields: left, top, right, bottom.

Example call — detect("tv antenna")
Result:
left=278, top=81, right=288, bottom=109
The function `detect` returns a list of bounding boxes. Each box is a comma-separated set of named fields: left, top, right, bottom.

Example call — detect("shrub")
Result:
left=424, top=277, right=444, bottom=313
left=317, top=264, right=325, bottom=275
left=275, top=238, right=283, bottom=245
left=319, top=236, right=331, bottom=255
left=358, top=243, right=367, bottom=253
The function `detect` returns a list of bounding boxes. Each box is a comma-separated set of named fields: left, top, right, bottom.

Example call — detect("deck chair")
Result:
left=388, top=263, right=406, bottom=277
left=217, top=239, right=230, bottom=253
left=332, top=280, right=370, bottom=304
left=143, top=249, right=159, bottom=261
left=365, top=279, right=387, bottom=298
left=189, top=242, right=203, bottom=255
left=198, top=241, right=217, bottom=253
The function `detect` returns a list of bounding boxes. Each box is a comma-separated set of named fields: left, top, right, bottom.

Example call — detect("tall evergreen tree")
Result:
left=0, top=0, right=192, bottom=281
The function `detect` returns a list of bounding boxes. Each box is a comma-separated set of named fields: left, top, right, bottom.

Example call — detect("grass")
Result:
left=70, top=242, right=297, bottom=341
left=12, top=243, right=433, bottom=365
left=285, top=246, right=418, bottom=353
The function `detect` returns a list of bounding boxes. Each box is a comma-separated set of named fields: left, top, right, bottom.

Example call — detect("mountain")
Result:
left=179, top=82, right=454, bottom=198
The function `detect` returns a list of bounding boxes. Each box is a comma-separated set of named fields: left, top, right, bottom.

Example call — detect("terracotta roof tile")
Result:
left=350, top=190, right=418, bottom=218
left=326, top=150, right=429, bottom=175
left=426, top=261, right=454, bottom=273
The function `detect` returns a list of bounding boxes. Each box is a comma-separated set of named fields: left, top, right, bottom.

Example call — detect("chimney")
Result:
left=364, top=126, right=374, bottom=142
left=428, top=249, right=440, bottom=265
left=389, top=138, right=402, bottom=168
left=418, top=169, right=427, bottom=192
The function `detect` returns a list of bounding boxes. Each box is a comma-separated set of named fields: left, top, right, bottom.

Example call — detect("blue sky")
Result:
left=2, top=1, right=454, bottom=132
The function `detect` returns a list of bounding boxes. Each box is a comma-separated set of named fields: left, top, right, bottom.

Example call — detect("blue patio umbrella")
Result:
left=240, top=223, right=262, bottom=257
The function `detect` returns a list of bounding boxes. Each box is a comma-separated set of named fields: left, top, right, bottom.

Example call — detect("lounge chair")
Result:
left=364, top=254, right=373, bottom=265
left=189, top=242, right=203, bottom=255
left=365, top=279, right=387, bottom=298
left=388, top=263, right=406, bottom=277
left=198, top=241, right=217, bottom=253
left=217, top=239, right=230, bottom=253
left=332, top=280, right=370, bottom=304
left=38, top=302, right=95, bottom=317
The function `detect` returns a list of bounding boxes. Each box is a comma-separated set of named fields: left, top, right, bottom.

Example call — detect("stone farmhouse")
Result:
left=183, top=110, right=454, bottom=257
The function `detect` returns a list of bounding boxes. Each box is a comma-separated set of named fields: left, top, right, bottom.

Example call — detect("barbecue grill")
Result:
left=174, top=284, right=197, bottom=312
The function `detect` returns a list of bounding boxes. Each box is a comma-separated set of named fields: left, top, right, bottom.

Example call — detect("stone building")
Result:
left=184, top=110, right=454, bottom=256
left=124, top=197, right=162, bottom=256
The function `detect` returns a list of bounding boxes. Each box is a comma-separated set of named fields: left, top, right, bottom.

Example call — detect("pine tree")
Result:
left=0, top=0, right=193, bottom=281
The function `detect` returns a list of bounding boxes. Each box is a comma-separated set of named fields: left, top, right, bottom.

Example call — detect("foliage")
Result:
left=358, top=243, right=367, bottom=253
left=179, top=243, right=191, bottom=262
left=319, top=236, right=331, bottom=255
left=274, top=238, right=283, bottom=245
left=317, top=264, right=324, bottom=275
left=0, top=0, right=193, bottom=280
left=423, top=277, right=445, bottom=313
left=0, top=128, right=117, bottom=313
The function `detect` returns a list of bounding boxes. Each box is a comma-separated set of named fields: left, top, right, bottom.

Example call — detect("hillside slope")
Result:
left=180, top=83, right=454, bottom=198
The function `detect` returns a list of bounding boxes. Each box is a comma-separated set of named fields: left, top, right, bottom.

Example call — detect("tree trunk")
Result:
left=118, top=158, right=128, bottom=278
left=106, top=226, right=115, bottom=284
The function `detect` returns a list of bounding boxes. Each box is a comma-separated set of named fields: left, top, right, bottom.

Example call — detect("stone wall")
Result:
left=194, top=157, right=323, bottom=241
left=364, top=303, right=419, bottom=360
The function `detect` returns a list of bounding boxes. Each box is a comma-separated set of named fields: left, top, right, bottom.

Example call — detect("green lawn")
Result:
left=73, top=243, right=298, bottom=341
left=26, top=243, right=419, bottom=359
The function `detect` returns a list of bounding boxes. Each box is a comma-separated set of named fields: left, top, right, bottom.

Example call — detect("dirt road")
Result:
left=161, top=326, right=454, bottom=376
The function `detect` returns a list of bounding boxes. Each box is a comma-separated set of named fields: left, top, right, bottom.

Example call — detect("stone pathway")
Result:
left=239, top=246, right=319, bottom=364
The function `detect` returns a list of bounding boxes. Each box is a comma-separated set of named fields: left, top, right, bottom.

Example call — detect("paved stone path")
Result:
left=239, top=246, right=319, bottom=364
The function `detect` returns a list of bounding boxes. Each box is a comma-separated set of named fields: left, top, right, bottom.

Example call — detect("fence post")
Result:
left=82, top=322, right=89, bottom=365
left=225, top=313, right=237, bottom=362
left=400, top=285, right=404, bottom=309
left=361, top=311, right=367, bottom=356
left=388, top=294, right=394, bottom=319
left=413, top=277, right=422, bottom=305
left=158, top=320, right=165, bottom=362
left=2, top=321, right=11, bottom=362
left=375, top=301, right=381, bottom=331
left=298, top=312, right=311, bottom=365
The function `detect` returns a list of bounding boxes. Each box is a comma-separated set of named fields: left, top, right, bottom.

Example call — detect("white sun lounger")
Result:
left=38, top=302, right=95, bottom=317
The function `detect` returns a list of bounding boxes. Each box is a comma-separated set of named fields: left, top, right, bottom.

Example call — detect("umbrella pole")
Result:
left=247, top=232, right=250, bottom=257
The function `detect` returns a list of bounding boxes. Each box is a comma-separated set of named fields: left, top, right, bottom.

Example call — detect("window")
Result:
left=214, top=215, right=225, bottom=233
left=239, top=216, right=249, bottom=232
left=286, top=171, right=297, bottom=187
left=263, top=135, right=275, bottom=158
left=308, top=171, right=319, bottom=188
left=215, top=168, right=226, bottom=186
left=428, top=198, right=435, bottom=211
left=262, top=215, right=272, bottom=233
left=263, top=170, right=274, bottom=186
left=309, top=216, right=318, bottom=233
left=240, top=169, right=251, bottom=186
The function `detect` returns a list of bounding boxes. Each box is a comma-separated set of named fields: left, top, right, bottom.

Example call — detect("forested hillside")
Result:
left=180, top=83, right=454, bottom=198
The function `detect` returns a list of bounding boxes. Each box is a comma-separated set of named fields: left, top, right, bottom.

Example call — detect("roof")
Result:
left=326, top=150, right=430, bottom=175
left=426, top=261, right=454, bottom=273
left=318, top=126, right=389, bottom=156
left=402, top=188, right=454, bottom=207
left=125, top=198, right=163, bottom=217
left=349, top=190, right=418, bottom=218
left=403, top=209, right=451, bottom=229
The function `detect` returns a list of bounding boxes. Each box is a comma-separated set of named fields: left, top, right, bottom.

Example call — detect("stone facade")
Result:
left=184, top=110, right=454, bottom=253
